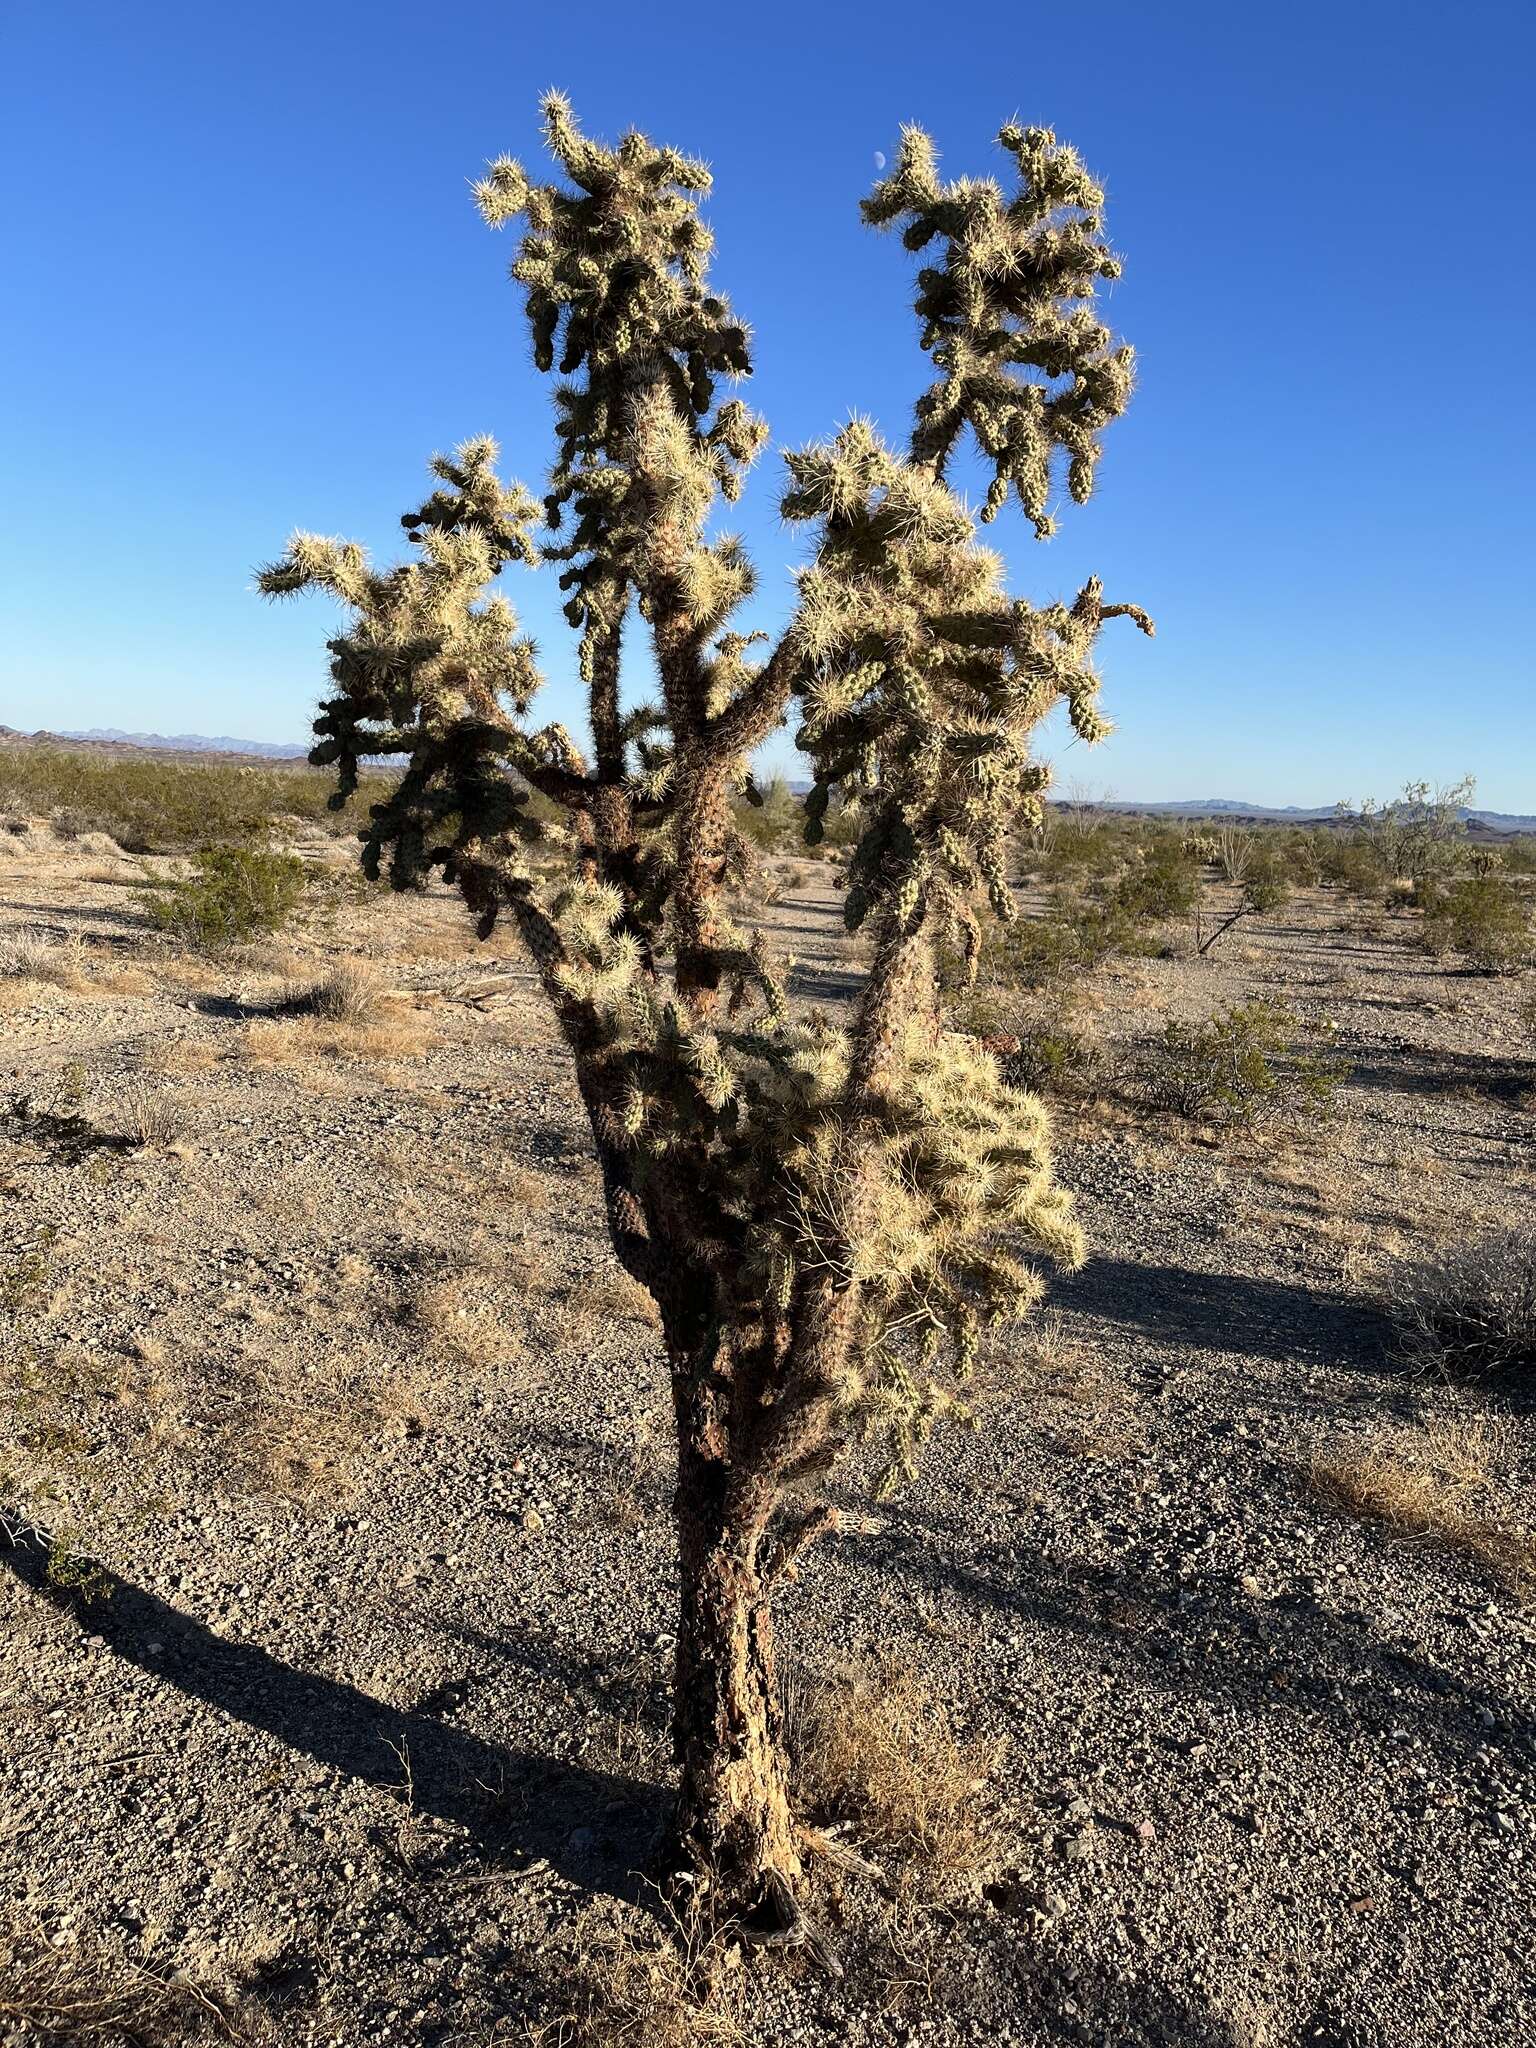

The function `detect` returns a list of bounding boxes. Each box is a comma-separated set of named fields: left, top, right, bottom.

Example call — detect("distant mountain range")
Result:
left=58, top=726, right=311, bottom=759
left=1090, top=797, right=1536, bottom=833
left=3, top=728, right=1532, bottom=834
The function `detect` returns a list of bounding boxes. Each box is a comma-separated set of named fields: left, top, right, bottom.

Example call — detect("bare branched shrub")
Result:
left=788, top=1657, right=998, bottom=1876
left=113, top=1078, right=186, bottom=1150
left=1391, top=1233, right=1536, bottom=1385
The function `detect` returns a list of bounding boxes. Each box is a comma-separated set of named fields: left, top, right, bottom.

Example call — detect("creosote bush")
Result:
left=136, top=845, right=310, bottom=951
left=1148, top=1001, right=1347, bottom=1129
left=259, top=93, right=1150, bottom=1944
left=1419, top=873, right=1534, bottom=974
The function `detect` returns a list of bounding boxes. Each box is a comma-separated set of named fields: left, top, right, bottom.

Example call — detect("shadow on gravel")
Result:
left=1338, top=1041, right=1535, bottom=1104
left=0, top=1522, right=663, bottom=1908
left=1055, top=1255, right=1393, bottom=1375
left=853, top=1520, right=1536, bottom=1765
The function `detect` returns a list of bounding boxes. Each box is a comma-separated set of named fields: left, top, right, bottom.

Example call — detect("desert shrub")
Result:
left=732, top=773, right=801, bottom=853
left=948, top=991, right=1106, bottom=1097
left=1035, top=818, right=1126, bottom=884
left=1391, top=1233, right=1536, bottom=1385
left=941, top=895, right=1129, bottom=997
left=1317, top=834, right=1388, bottom=899
left=1502, top=836, right=1536, bottom=877
left=1355, top=775, right=1475, bottom=881
left=997, top=1018, right=1107, bottom=1096
left=1148, top=1001, right=1347, bottom=1127
left=0, top=744, right=361, bottom=853
left=1273, top=831, right=1322, bottom=888
left=1420, top=873, right=1534, bottom=973
left=136, top=845, right=310, bottom=951
left=1105, top=841, right=1199, bottom=923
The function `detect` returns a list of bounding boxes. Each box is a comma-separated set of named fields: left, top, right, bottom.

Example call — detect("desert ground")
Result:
left=2, top=805, right=1534, bottom=2047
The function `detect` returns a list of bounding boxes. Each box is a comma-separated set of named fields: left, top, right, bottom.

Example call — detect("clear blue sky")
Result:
left=3, top=1, right=1532, bottom=809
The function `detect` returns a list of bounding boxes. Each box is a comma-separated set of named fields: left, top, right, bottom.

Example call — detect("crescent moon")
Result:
left=874, top=151, right=886, bottom=170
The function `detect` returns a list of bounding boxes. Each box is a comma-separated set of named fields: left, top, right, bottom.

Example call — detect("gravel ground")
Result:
left=1, top=825, right=1533, bottom=2046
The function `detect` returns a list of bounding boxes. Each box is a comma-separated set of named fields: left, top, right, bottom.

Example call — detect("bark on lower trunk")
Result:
left=668, top=1467, right=803, bottom=1933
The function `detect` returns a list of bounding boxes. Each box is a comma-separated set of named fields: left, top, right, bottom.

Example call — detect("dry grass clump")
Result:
left=1310, top=1411, right=1536, bottom=1596
left=287, top=957, right=388, bottom=1022
left=231, top=1005, right=435, bottom=1069
left=788, top=1656, right=999, bottom=1877
left=408, top=1273, right=515, bottom=1371
left=0, top=924, right=89, bottom=989
left=138, top=1036, right=219, bottom=1076
left=218, top=1359, right=431, bottom=1501
left=528, top=1906, right=741, bottom=2048
left=1390, top=1231, right=1536, bottom=1386
left=585, top=1268, right=663, bottom=1328
left=594, top=1411, right=667, bottom=1531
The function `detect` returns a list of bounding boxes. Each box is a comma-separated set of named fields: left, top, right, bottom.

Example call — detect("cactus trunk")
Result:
left=668, top=1443, right=803, bottom=1931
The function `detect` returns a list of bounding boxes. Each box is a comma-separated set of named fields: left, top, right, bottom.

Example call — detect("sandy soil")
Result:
left=1, top=823, right=1534, bottom=2046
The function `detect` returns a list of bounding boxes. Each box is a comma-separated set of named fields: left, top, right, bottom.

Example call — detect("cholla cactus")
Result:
left=260, top=96, right=1150, bottom=1945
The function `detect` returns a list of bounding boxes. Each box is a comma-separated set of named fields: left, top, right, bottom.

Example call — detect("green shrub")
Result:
left=1105, top=843, right=1199, bottom=923
left=997, top=1018, right=1106, bottom=1096
left=1318, top=835, right=1388, bottom=899
left=734, top=774, right=802, bottom=853
left=0, top=743, right=362, bottom=853
left=1274, top=832, right=1322, bottom=888
left=1148, top=1001, right=1348, bottom=1127
left=1420, top=874, right=1535, bottom=974
left=135, top=844, right=310, bottom=950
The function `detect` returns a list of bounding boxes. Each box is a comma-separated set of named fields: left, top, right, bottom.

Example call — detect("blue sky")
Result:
left=2, top=1, right=1532, bottom=808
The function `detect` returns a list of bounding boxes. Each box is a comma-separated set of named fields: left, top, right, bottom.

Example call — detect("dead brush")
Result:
left=527, top=1901, right=742, bottom=2048
left=787, top=1655, right=999, bottom=1878
left=0, top=1921, right=237, bottom=2045
left=1389, top=1231, right=1536, bottom=1386
left=1309, top=1410, right=1536, bottom=1597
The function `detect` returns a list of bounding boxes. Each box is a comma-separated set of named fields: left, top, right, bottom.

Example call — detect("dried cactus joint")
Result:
left=258, top=95, right=1147, bottom=1931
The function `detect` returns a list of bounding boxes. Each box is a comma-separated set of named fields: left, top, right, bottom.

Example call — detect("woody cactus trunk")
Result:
left=260, top=98, right=1150, bottom=1942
